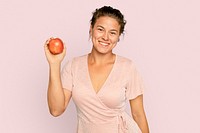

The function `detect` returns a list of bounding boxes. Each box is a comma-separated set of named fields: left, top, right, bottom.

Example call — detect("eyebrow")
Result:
left=96, top=25, right=118, bottom=32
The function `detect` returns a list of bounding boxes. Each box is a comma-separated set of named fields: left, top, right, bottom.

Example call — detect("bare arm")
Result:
left=44, top=39, right=71, bottom=117
left=129, top=95, right=149, bottom=133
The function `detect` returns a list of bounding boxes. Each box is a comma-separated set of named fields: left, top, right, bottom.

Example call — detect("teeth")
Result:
left=100, top=42, right=109, bottom=46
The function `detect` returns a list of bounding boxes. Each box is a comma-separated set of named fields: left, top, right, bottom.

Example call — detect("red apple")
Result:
left=48, top=38, right=64, bottom=55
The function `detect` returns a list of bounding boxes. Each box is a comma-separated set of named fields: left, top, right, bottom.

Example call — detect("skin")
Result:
left=88, top=16, right=120, bottom=93
left=44, top=16, right=149, bottom=132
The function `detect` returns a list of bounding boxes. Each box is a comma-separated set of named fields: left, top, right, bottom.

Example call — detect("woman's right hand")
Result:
left=44, top=37, right=66, bottom=65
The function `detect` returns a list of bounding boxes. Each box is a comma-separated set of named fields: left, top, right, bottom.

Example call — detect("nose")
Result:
left=102, top=32, right=109, bottom=41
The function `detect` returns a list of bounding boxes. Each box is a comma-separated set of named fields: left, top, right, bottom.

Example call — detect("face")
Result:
left=90, top=16, right=121, bottom=54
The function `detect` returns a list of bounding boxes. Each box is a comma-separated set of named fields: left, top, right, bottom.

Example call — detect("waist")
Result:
left=77, top=112, right=129, bottom=133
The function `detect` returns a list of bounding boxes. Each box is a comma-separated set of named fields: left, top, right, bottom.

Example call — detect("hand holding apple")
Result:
left=48, top=38, right=64, bottom=55
left=44, top=37, right=66, bottom=64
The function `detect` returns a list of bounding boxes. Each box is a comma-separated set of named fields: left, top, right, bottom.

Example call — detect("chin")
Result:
left=97, top=49, right=113, bottom=55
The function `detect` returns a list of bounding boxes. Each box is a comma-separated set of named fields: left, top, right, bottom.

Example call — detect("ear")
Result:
left=118, top=36, right=121, bottom=42
left=89, top=25, right=92, bottom=36
left=88, top=25, right=93, bottom=40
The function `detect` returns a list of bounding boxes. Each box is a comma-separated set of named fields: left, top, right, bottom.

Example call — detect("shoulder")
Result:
left=72, top=54, right=87, bottom=61
left=65, top=54, right=87, bottom=65
left=116, top=55, right=136, bottom=68
left=62, top=54, right=87, bottom=69
left=62, top=55, right=87, bottom=74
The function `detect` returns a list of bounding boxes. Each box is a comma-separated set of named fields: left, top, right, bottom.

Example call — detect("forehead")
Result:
left=94, top=16, right=120, bottom=30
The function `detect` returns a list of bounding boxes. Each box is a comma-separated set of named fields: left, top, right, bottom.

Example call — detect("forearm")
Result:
left=47, top=63, right=65, bottom=116
left=133, top=113, right=149, bottom=133
left=130, top=95, right=149, bottom=133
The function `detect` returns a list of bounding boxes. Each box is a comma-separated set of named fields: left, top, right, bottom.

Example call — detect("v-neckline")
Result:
left=86, top=54, right=117, bottom=95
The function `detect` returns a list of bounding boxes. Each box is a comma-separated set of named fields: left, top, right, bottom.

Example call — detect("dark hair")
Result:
left=90, top=6, right=126, bottom=35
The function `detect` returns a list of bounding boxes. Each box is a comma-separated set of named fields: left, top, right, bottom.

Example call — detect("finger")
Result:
left=44, top=43, right=49, bottom=50
left=63, top=41, right=67, bottom=48
left=63, top=42, right=67, bottom=52
left=63, top=46, right=66, bottom=55
left=44, top=44, right=51, bottom=55
left=45, top=37, right=54, bottom=45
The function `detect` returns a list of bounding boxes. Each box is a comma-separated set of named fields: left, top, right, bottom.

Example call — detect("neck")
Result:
left=88, top=51, right=116, bottom=65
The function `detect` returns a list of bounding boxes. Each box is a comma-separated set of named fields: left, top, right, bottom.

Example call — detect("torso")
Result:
left=65, top=54, right=143, bottom=133
left=88, top=54, right=116, bottom=93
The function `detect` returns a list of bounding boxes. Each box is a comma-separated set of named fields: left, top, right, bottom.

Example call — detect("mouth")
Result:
left=99, top=41, right=109, bottom=46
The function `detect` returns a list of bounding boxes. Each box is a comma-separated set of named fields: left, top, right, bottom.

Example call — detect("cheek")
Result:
left=92, top=30, right=100, bottom=37
left=111, top=37, right=119, bottom=44
left=93, top=32, right=103, bottom=39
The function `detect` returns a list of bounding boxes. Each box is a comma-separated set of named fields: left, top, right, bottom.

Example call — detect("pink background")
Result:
left=0, top=0, right=200, bottom=133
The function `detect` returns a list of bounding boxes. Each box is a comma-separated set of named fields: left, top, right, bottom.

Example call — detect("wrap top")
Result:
left=61, top=55, right=144, bottom=133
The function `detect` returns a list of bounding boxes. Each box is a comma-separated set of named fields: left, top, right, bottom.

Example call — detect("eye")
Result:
left=97, top=28, right=103, bottom=32
left=110, top=32, right=117, bottom=35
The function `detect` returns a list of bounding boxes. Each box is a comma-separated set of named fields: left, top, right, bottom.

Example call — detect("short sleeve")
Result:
left=126, top=62, right=144, bottom=100
left=61, top=60, right=73, bottom=91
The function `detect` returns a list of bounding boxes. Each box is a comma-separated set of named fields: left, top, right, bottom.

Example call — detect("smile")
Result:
left=99, top=42, right=109, bottom=46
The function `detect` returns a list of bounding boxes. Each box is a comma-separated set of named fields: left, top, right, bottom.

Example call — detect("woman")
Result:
left=44, top=6, right=149, bottom=133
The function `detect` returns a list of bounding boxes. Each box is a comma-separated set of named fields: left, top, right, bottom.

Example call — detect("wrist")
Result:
left=49, top=63, right=61, bottom=70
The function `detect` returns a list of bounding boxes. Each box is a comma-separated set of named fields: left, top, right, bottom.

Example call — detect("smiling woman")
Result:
left=44, top=6, right=149, bottom=133
left=90, top=16, right=120, bottom=55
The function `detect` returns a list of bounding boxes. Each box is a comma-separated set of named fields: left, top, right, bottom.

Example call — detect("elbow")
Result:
left=49, top=108, right=65, bottom=117
left=132, top=112, right=144, bottom=120
left=50, top=111, right=61, bottom=117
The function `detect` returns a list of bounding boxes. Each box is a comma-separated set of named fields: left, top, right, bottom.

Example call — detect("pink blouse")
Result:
left=61, top=55, right=144, bottom=133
